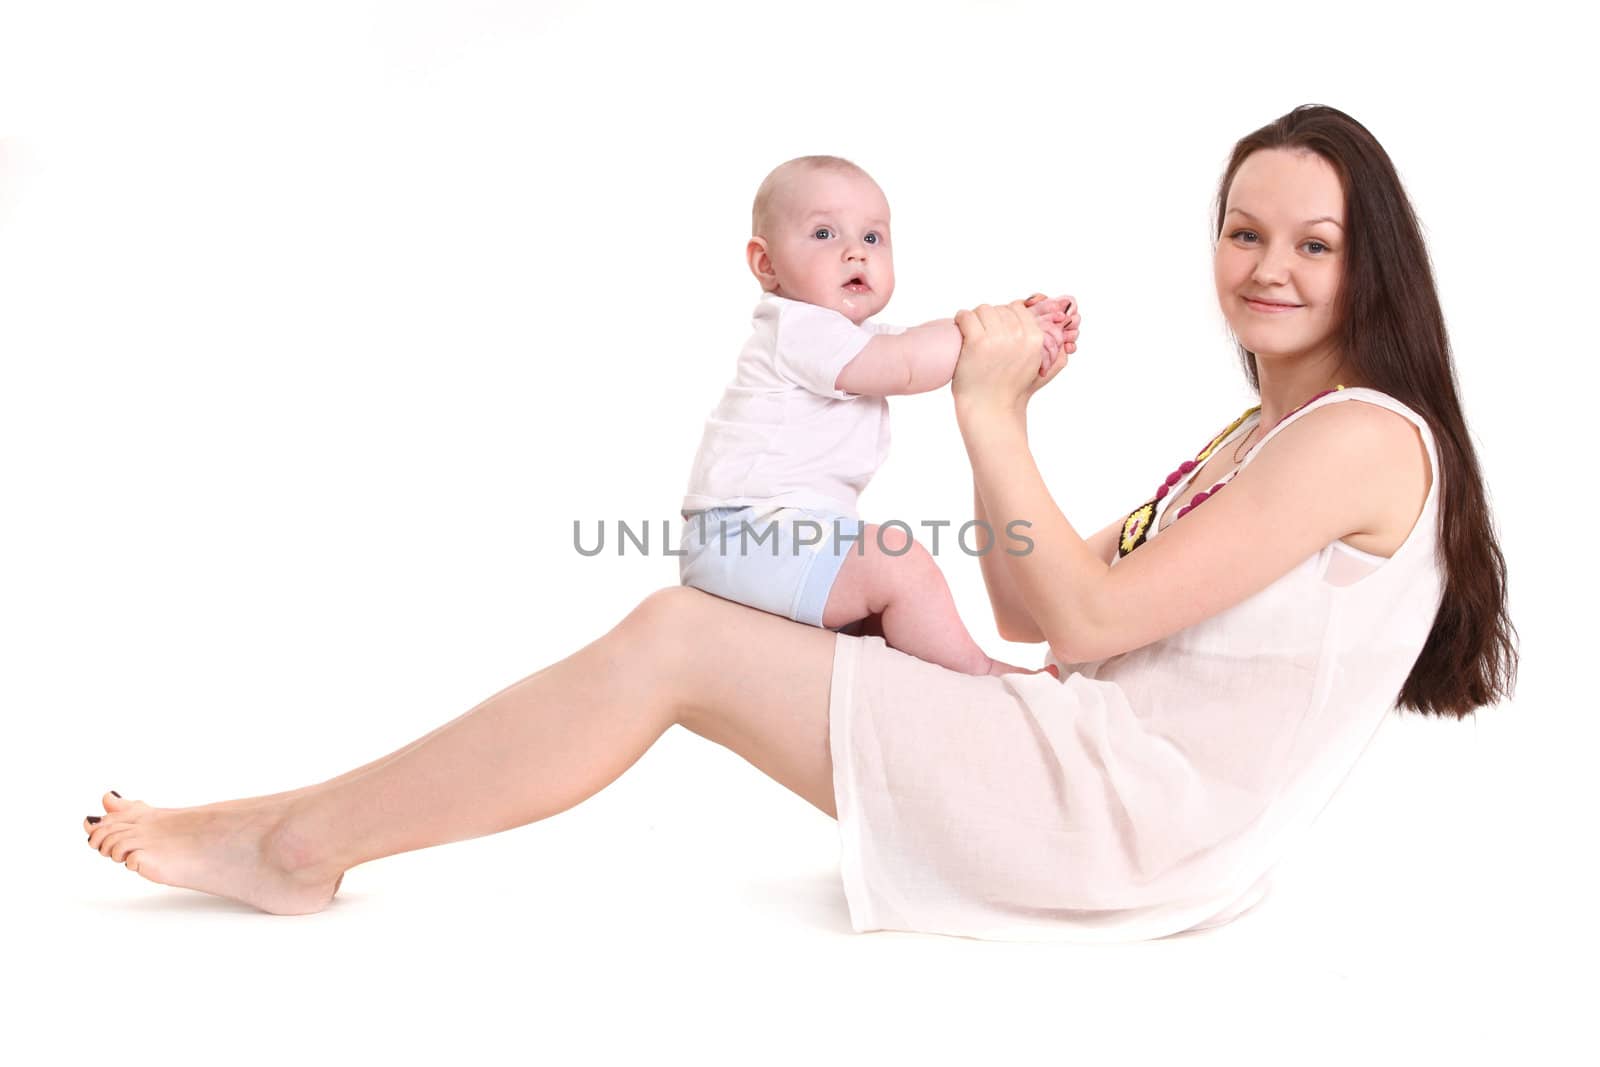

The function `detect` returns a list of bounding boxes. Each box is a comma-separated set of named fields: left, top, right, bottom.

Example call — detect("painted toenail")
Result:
left=110, top=791, right=122, bottom=798
left=87, top=815, right=102, bottom=824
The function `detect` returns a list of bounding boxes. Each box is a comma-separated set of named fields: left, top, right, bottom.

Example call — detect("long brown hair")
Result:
left=1215, top=105, right=1518, bottom=719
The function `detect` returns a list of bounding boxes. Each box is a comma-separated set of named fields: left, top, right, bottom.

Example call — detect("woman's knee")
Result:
left=620, top=586, right=749, bottom=667
left=623, top=586, right=706, bottom=647
left=608, top=588, right=709, bottom=718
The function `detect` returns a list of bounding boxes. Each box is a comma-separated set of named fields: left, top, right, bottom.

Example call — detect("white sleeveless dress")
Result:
left=827, top=387, right=1445, bottom=942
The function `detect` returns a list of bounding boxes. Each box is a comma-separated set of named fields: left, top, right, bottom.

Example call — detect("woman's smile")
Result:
left=1243, top=296, right=1302, bottom=314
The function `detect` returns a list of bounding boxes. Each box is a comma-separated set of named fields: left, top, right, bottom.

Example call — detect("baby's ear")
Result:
left=746, top=237, right=779, bottom=291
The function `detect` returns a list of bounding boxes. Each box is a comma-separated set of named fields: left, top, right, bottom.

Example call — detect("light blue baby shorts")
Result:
left=679, top=505, right=866, bottom=627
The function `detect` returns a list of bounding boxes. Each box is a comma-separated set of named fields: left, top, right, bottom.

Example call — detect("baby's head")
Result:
left=747, top=155, right=894, bottom=325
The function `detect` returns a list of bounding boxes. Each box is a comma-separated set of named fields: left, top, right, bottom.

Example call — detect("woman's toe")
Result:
left=102, top=792, right=149, bottom=814
left=107, top=830, right=142, bottom=863
left=90, top=817, right=129, bottom=852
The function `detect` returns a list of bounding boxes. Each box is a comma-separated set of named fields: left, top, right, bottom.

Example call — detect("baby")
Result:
left=679, top=155, right=1078, bottom=676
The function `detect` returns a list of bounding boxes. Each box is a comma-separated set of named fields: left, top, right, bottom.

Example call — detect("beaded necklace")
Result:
left=1116, top=385, right=1346, bottom=558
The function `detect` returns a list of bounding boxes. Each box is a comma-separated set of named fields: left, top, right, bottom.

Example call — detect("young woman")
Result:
left=81, top=105, right=1517, bottom=942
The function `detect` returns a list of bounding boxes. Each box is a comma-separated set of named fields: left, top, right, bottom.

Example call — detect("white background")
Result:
left=3, top=1, right=1592, bottom=1063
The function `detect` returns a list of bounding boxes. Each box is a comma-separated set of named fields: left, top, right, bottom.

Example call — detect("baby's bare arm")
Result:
left=832, top=320, right=961, bottom=397
left=834, top=296, right=1077, bottom=397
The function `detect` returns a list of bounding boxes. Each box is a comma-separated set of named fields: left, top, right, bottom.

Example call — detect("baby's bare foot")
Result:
left=986, top=659, right=1060, bottom=678
left=84, top=791, right=343, bottom=914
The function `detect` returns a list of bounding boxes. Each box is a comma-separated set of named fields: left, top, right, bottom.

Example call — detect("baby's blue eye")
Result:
left=864, top=232, right=880, bottom=245
left=813, top=227, right=833, bottom=240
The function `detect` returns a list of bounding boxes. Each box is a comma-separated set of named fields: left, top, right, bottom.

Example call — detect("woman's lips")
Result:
left=1243, top=297, right=1300, bottom=313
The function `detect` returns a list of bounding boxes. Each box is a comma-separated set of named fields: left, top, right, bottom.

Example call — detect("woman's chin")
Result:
left=1232, top=333, right=1322, bottom=364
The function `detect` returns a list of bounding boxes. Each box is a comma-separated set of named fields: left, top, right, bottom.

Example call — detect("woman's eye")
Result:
left=813, top=227, right=833, bottom=240
left=1304, top=240, right=1330, bottom=254
left=1232, top=230, right=1258, bottom=243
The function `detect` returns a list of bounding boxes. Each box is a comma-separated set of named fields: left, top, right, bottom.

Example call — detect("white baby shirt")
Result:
left=682, top=293, right=904, bottom=518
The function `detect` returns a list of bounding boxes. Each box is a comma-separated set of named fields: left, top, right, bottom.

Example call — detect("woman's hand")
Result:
left=952, top=300, right=1070, bottom=422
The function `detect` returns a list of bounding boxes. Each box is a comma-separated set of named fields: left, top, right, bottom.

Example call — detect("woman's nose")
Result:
left=1250, top=245, right=1292, bottom=286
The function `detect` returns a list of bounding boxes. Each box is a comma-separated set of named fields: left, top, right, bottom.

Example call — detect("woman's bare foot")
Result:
left=83, top=791, right=344, bottom=915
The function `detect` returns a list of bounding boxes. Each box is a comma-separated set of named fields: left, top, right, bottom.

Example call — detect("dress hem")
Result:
left=828, top=632, right=875, bottom=934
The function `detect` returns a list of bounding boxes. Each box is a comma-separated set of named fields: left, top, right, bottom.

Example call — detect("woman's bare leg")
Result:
left=83, top=587, right=840, bottom=914
left=173, top=665, right=567, bottom=813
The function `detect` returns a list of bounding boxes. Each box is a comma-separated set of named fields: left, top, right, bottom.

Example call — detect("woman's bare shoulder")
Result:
left=1282, top=399, right=1432, bottom=555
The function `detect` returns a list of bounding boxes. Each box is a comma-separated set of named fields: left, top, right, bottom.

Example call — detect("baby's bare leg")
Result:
left=819, top=524, right=1028, bottom=676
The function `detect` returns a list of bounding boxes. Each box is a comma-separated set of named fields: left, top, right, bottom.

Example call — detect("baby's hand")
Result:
left=1022, top=293, right=1081, bottom=375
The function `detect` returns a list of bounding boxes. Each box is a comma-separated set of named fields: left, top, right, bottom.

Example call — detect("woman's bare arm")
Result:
left=976, top=479, right=1123, bottom=643
left=967, top=398, right=1410, bottom=663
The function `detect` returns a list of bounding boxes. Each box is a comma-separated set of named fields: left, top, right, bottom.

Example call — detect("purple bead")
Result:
left=1192, top=491, right=1210, bottom=504
left=1155, top=484, right=1169, bottom=500
left=1164, top=471, right=1183, bottom=487
left=1179, top=460, right=1196, bottom=473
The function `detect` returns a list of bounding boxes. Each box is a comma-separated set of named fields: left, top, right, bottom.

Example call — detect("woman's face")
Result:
left=1214, top=148, right=1346, bottom=370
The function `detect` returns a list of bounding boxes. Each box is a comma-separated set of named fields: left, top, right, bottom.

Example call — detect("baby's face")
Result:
left=759, top=169, right=894, bottom=324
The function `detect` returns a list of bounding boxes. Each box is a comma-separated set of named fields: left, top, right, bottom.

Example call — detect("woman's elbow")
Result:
left=1046, top=626, right=1100, bottom=665
left=995, top=612, right=1045, bottom=644
left=997, top=621, right=1039, bottom=644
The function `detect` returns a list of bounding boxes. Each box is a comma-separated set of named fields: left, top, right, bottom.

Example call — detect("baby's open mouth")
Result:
left=844, top=276, right=869, bottom=290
